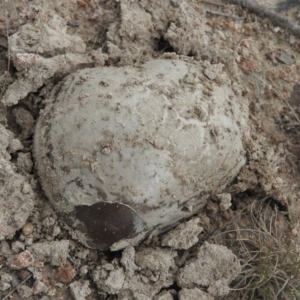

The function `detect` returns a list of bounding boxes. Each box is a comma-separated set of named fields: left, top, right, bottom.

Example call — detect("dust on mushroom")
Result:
left=34, top=58, right=249, bottom=250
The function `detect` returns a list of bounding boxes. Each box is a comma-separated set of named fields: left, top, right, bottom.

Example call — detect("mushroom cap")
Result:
left=34, top=58, right=248, bottom=250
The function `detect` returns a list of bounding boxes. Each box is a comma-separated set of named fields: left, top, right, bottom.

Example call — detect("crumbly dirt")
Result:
left=0, top=0, right=300, bottom=299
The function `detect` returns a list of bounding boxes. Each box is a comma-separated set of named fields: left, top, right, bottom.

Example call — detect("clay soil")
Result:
left=1, top=0, right=300, bottom=300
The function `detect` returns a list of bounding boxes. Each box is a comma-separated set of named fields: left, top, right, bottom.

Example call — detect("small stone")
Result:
left=79, top=265, right=89, bottom=276
left=135, top=247, right=176, bottom=282
left=0, top=281, right=11, bottom=291
left=47, top=287, right=57, bottom=297
left=22, top=182, right=32, bottom=194
left=56, top=261, right=77, bottom=284
left=8, top=138, right=23, bottom=153
left=42, top=216, right=56, bottom=227
left=76, top=249, right=89, bottom=259
left=11, top=241, right=25, bottom=253
left=1, top=273, right=12, bottom=283
left=104, top=268, right=125, bottom=294
left=120, top=246, right=138, bottom=276
left=10, top=250, right=35, bottom=270
left=25, top=237, right=34, bottom=246
left=214, top=193, right=232, bottom=211
left=52, top=225, right=61, bottom=237
left=102, top=263, right=114, bottom=271
left=55, top=282, right=64, bottom=288
left=273, top=26, right=281, bottom=33
left=16, top=152, right=33, bottom=173
left=177, top=242, right=240, bottom=296
left=92, top=266, right=125, bottom=295
left=22, top=223, right=34, bottom=236
left=18, top=285, right=33, bottom=298
left=32, top=279, right=48, bottom=295
left=217, top=30, right=226, bottom=41
left=161, top=217, right=203, bottom=249
left=0, top=241, right=11, bottom=257
left=0, top=157, right=35, bottom=240
left=12, top=107, right=35, bottom=139
left=29, top=240, right=69, bottom=266
left=70, top=280, right=91, bottom=300
left=170, top=0, right=183, bottom=7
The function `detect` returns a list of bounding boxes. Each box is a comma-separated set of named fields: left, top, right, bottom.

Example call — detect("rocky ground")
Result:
left=1, top=0, right=300, bottom=299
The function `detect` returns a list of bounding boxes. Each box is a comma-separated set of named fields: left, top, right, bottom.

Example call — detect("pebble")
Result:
left=22, top=222, right=34, bottom=236
left=10, top=250, right=35, bottom=270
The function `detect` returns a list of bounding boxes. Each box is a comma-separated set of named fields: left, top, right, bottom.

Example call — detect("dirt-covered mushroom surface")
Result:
left=1, top=0, right=300, bottom=299
left=34, top=58, right=248, bottom=250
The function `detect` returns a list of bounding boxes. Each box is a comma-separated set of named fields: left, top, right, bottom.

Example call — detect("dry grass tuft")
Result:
left=212, top=199, right=300, bottom=300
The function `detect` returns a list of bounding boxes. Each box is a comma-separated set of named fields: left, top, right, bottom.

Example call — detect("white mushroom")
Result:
left=34, top=58, right=248, bottom=250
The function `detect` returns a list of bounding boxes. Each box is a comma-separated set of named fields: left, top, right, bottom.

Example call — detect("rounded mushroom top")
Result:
left=34, top=58, right=248, bottom=250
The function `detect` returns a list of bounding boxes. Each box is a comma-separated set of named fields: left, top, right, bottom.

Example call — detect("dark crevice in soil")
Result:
left=154, top=37, right=175, bottom=53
